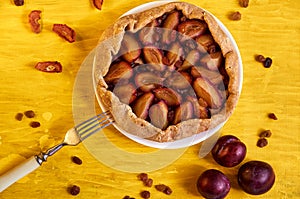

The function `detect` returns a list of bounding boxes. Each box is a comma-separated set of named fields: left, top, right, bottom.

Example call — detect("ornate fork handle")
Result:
left=35, top=142, right=68, bottom=165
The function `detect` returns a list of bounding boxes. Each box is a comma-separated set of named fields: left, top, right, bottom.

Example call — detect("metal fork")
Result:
left=0, top=111, right=113, bottom=192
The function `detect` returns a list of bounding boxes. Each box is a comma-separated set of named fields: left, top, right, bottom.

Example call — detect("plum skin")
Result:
left=196, top=169, right=230, bottom=199
left=211, top=135, right=247, bottom=167
left=238, top=160, right=275, bottom=195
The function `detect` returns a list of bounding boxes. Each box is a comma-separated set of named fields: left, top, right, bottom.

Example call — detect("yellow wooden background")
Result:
left=0, top=0, right=299, bottom=198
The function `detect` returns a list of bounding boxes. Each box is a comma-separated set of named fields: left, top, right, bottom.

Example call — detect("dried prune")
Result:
left=28, top=10, right=42, bottom=33
left=52, top=24, right=76, bottom=43
left=93, top=0, right=103, bottom=10
left=35, top=61, right=62, bottom=73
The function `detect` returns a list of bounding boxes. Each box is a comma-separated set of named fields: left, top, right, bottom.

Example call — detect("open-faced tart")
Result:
left=94, top=2, right=241, bottom=142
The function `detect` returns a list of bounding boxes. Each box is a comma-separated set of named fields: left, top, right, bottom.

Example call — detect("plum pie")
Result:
left=94, top=2, right=241, bottom=142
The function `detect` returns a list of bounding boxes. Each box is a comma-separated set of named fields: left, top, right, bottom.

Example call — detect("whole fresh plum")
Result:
left=211, top=135, right=247, bottom=167
left=196, top=169, right=230, bottom=199
left=238, top=160, right=275, bottom=195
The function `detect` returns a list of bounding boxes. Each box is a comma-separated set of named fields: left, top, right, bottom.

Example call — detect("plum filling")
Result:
left=104, top=10, right=229, bottom=130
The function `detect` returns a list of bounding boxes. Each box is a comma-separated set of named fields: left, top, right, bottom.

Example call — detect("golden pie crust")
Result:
left=94, top=2, right=241, bottom=142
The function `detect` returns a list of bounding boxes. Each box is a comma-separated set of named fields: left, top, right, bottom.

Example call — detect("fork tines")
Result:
left=75, top=111, right=113, bottom=141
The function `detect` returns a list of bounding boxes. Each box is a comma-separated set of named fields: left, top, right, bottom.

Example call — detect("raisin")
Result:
left=138, top=173, right=148, bottom=182
left=144, top=178, right=153, bottom=187
left=69, top=185, right=80, bottom=195
left=155, top=184, right=172, bottom=195
left=268, top=113, right=277, bottom=120
left=259, top=130, right=272, bottom=138
left=140, top=191, right=150, bottom=199
left=263, top=57, right=272, bottom=68
left=257, top=138, right=268, bottom=148
left=24, top=110, right=35, bottom=118
left=28, top=10, right=42, bottom=34
left=256, top=54, right=266, bottom=62
left=71, top=156, right=82, bottom=165
left=155, top=184, right=166, bottom=192
left=29, top=121, right=40, bottom=128
left=15, top=113, right=23, bottom=121
left=163, top=186, right=173, bottom=195
left=35, top=61, right=62, bottom=73
left=239, top=0, right=249, bottom=8
left=52, top=24, right=76, bottom=43
left=122, top=196, right=135, bottom=199
left=93, top=0, right=103, bottom=10
left=14, top=0, right=24, bottom=6
left=229, top=12, right=242, bottom=21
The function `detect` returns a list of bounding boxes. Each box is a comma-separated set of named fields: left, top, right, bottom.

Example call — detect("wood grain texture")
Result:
left=0, top=0, right=299, bottom=198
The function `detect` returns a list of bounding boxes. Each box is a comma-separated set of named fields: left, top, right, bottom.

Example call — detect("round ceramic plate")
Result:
left=92, top=1, right=243, bottom=149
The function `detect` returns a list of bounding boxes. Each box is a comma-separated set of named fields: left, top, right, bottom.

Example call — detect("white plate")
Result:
left=92, top=1, right=243, bottom=149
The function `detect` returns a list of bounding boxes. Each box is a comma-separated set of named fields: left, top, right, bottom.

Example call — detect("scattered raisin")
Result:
left=14, top=0, right=24, bottom=6
left=28, top=10, right=42, bottom=34
left=138, top=173, right=148, bottom=182
left=140, top=191, right=150, bottom=199
left=144, top=178, right=153, bottom=187
left=155, top=184, right=173, bottom=195
left=268, top=113, right=278, bottom=120
left=122, top=196, right=135, bottom=199
left=229, top=11, right=242, bottom=21
left=155, top=184, right=167, bottom=192
left=239, top=0, right=249, bottom=8
left=24, top=110, right=35, bottom=118
left=71, top=156, right=82, bottom=165
left=263, top=57, right=272, bottom=68
left=52, top=24, right=76, bottom=43
left=29, top=121, right=40, bottom=128
left=257, top=138, right=268, bottom=148
left=163, top=186, right=173, bottom=195
left=15, top=113, right=23, bottom=121
left=69, top=185, right=80, bottom=196
left=93, top=0, right=103, bottom=10
left=259, top=130, right=272, bottom=138
left=256, top=54, right=266, bottom=62
left=35, top=61, right=62, bottom=73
